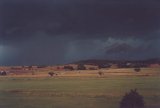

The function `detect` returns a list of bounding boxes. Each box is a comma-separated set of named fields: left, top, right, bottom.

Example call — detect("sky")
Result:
left=0, top=0, right=160, bottom=65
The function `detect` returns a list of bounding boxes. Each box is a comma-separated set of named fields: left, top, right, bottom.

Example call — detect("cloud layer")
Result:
left=1, top=0, right=160, bottom=41
left=0, top=0, right=160, bottom=65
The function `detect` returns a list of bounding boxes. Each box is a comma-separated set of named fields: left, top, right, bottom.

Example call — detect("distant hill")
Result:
left=144, top=58, right=160, bottom=64
left=73, top=58, right=160, bottom=66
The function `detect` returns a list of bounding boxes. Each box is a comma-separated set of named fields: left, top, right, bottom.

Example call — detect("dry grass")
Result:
left=0, top=68, right=160, bottom=108
left=1, top=67, right=159, bottom=78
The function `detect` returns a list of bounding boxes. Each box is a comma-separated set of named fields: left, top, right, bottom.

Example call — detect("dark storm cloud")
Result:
left=0, top=0, right=160, bottom=65
left=1, top=0, right=160, bottom=44
left=1, top=33, right=72, bottom=65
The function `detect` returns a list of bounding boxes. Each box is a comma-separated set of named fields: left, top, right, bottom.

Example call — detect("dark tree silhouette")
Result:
left=48, top=72, right=56, bottom=77
left=64, top=66, right=74, bottom=71
left=0, top=71, right=7, bottom=76
left=98, top=64, right=111, bottom=69
left=28, top=66, right=33, bottom=70
left=134, top=68, right=141, bottom=72
left=77, top=64, right=86, bottom=70
left=98, top=71, right=104, bottom=76
left=31, top=71, right=35, bottom=75
left=120, top=89, right=145, bottom=108
left=89, top=67, right=97, bottom=70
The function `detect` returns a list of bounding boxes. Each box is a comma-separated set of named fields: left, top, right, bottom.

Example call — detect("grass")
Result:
left=0, top=68, right=160, bottom=108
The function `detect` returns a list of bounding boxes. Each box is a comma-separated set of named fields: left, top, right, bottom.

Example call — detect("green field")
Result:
left=0, top=75, right=160, bottom=108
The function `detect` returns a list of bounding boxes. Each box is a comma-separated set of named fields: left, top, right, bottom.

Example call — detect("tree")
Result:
left=48, top=72, right=55, bottom=77
left=98, top=64, right=110, bottom=69
left=89, top=67, right=97, bottom=70
left=98, top=71, right=104, bottom=76
left=64, top=66, right=74, bottom=71
left=77, top=64, right=86, bottom=70
left=120, top=89, right=145, bottom=108
left=31, top=71, right=35, bottom=75
left=134, top=68, right=141, bottom=72
left=0, top=71, right=7, bottom=76
left=28, top=66, right=33, bottom=70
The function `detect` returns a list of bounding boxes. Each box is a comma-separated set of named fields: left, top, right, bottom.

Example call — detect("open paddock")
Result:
left=0, top=68, right=159, bottom=108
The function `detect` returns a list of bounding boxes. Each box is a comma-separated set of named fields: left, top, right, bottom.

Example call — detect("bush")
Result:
left=64, top=66, right=74, bottom=71
left=134, top=68, right=141, bottom=72
left=77, top=64, right=86, bottom=70
left=120, top=89, right=145, bottom=108
left=0, top=71, right=7, bottom=76
left=98, top=71, right=104, bottom=76
left=89, top=67, right=97, bottom=70
left=48, top=72, right=55, bottom=77
left=98, top=64, right=110, bottom=69
left=37, top=65, right=47, bottom=68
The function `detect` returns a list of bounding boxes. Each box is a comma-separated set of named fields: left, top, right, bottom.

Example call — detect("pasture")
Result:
left=0, top=68, right=160, bottom=108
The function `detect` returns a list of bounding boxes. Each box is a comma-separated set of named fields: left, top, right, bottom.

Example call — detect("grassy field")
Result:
left=0, top=68, right=160, bottom=108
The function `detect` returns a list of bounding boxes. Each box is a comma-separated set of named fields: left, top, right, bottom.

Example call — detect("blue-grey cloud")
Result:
left=1, top=0, right=160, bottom=42
left=0, top=0, right=160, bottom=65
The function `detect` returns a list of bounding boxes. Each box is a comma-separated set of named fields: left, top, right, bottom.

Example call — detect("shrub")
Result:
left=37, top=65, right=47, bottom=68
left=77, top=64, right=86, bottom=70
left=64, top=66, right=74, bottom=71
left=31, top=71, right=35, bottom=75
left=89, top=67, right=97, bottom=70
left=120, top=89, right=145, bottom=108
left=28, top=66, right=33, bottom=70
left=98, top=71, right=104, bottom=76
left=0, top=71, right=7, bottom=76
left=134, top=68, right=141, bottom=72
left=48, top=72, right=55, bottom=77
left=98, top=64, right=110, bottom=69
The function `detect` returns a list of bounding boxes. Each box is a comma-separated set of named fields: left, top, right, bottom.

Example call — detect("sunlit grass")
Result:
left=0, top=75, right=160, bottom=108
